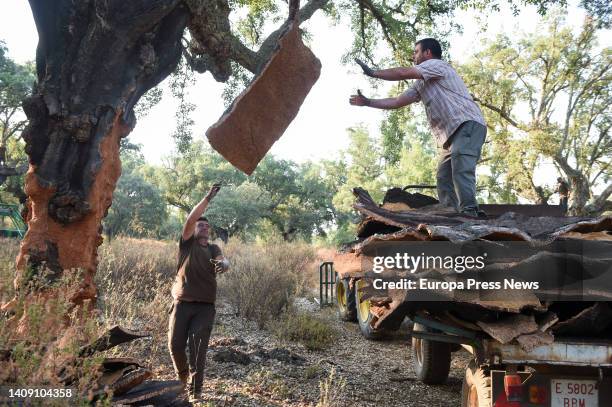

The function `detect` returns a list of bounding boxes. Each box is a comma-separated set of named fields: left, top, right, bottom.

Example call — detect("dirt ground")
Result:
left=155, top=297, right=471, bottom=407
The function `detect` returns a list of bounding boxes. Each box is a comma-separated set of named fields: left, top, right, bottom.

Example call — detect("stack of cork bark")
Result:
left=334, top=187, right=612, bottom=350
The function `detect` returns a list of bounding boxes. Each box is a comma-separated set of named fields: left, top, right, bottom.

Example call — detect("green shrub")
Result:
left=303, top=363, right=324, bottom=379
left=245, top=368, right=291, bottom=400
left=270, top=311, right=337, bottom=351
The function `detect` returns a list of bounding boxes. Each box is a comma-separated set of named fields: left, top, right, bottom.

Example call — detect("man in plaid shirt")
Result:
left=349, top=38, right=487, bottom=217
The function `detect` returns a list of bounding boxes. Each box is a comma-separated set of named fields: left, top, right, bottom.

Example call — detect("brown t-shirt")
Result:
left=171, top=236, right=222, bottom=303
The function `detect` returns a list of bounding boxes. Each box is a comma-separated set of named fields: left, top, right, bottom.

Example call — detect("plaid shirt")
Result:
left=403, top=59, right=485, bottom=147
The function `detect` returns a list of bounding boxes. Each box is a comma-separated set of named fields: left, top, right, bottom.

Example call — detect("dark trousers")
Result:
left=168, top=301, right=215, bottom=394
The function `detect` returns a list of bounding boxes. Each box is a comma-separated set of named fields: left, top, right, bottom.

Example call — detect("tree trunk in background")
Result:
left=15, top=0, right=189, bottom=304
left=554, top=154, right=593, bottom=216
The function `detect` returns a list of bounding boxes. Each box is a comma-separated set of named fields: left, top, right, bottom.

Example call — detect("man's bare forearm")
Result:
left=187, top=196, right=210, bottom=223
left=372, top=67, right=423, bottom=81
left=182, top=196, right=210, bottom=239
left=365, top=97, right=406, bottom=109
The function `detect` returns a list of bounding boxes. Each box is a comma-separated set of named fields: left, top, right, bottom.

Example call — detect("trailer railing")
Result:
left=319, top=262, right=336, bottom=308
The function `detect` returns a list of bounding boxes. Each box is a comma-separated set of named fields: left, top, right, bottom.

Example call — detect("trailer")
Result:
left=411, top=314, right=612, bottom=407
left=329, top=187, right=612, bottom=407
left=331, top=276, right=612, bottom=406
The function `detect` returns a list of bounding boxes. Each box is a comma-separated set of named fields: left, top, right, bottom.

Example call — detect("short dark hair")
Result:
left=415, top=38, right=442, bottom=59
left=197, top=216, right=209, bottom=223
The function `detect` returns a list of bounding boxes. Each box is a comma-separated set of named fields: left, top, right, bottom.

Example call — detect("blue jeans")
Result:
left=436, top=121, right=486, bottom=212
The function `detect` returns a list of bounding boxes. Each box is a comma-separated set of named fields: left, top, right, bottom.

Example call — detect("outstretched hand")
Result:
left=355, top=58, right=376, bottom=77
left=210, top=258, right=228, bottom=274
left=205, top=183, right=221, bottom=202
left=349, top=89, right=369, bottom=106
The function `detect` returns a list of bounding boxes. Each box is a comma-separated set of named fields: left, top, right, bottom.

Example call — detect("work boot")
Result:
left=476, top=209, right=487, bottom=218
left=178, top=372, right=189, bottom=392
left=460, top=208, right=487, bottom=219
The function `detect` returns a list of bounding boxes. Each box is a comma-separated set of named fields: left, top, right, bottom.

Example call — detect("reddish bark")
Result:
left=16, top=113, right=130, bottom=303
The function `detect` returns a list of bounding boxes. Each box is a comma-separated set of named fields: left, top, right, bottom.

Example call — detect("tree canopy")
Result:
left=2, top=0, right=610, bottom=246
left=460, top=12, right=611, bottom=214
left=0, top=42, right=35, bottom=204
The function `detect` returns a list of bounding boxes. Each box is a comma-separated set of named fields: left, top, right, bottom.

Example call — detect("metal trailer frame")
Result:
left=0, top=203, right=26, bottom=238
left=411, top=314, right=612, bottom=407
left=319, top=262, right=336, bottom=308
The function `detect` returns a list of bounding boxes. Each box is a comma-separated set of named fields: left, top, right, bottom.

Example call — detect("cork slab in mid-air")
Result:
left=206, top=20, right=321, bottom=175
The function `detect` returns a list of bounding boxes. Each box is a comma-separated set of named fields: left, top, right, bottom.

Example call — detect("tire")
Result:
left=336, top=276, right=357, bottom=322
left=411, top=323, right=451, bottom=384
left=461, top=360, right=492, bottom=407
left=355, top=279, right=384, bottom=340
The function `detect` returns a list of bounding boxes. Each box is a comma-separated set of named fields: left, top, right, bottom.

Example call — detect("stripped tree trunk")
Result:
left=16, top=0, right=189, bottom=304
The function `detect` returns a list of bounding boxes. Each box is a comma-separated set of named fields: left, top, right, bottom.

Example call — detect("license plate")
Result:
left=551, top=379, right=598, bottom=407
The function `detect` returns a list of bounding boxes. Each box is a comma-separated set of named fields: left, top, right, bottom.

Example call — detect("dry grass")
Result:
left=270, top=311, right=338, bottom=351
left=317, top=367, right=346, bottom=407
left=94, top=237, right=321, bottom=377
left=218, top=239, right=316, bottom=328
left=0, top=236, right=329, bottom=404
left=0, top=238, right=107, bottom=404
left=96, top=237, right=177, bottom=327
left=244, top=367, right=292, bottom=401
left=0, top=238, right=20, bottom=303
left=0, top=237, right=175, bottom=401
left=94, top=237, right=179, bottom=373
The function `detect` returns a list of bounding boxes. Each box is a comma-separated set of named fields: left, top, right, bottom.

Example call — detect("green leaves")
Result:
left=169, top=58, right=197, bottom=154
left=157, top=141, right=339, bottom=241
left=0, top=42, right=34, bottom=117
left=104, top=149, right=168, bottom=239
left=459, top=11, right=611, bottom=211
left=0, top=42, right=34, bottom=201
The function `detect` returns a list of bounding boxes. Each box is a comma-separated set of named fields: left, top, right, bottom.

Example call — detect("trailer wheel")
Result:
left=355, top=279, right=383, bottom=340
left=461, top=360, right=491, bottom=407
left=336, top=276, right=356, bottom=322
left=411, top=323, right=451, bottom=384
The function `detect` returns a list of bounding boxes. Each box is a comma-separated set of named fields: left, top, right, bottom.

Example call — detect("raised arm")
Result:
left=373, top=67, right=423, bottom=81
left=349, top=89, right=419, bottom=110
left=355, top=59, right=423, bottom=81
left=182, top=184, right=221, bottom=241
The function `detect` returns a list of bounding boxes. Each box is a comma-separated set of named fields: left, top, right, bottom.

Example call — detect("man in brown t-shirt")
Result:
left=168, top=184, right=229, bottom=400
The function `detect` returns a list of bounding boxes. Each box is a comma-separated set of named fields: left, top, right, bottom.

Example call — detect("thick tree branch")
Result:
left=357, top=0, right=397, bottom=52
left=166, top=196, right=191, bottom=213
left=590, top=161, right=610, bottom=185
left=584, top=183, right=612, bottom=215
left=472, top=95, right=521, bottom=129
left=187, top=0, right=329, bottom=78
left=247, top=0, right=330, bottom=73
left=588, top=126, right=610, bottom=168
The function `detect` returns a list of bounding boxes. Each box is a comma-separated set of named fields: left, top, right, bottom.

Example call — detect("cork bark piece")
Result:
left=206, top=21, right=321, bottom=175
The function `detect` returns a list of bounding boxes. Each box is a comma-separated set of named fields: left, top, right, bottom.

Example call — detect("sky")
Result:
left=0, top=0, right=600, bottom=172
